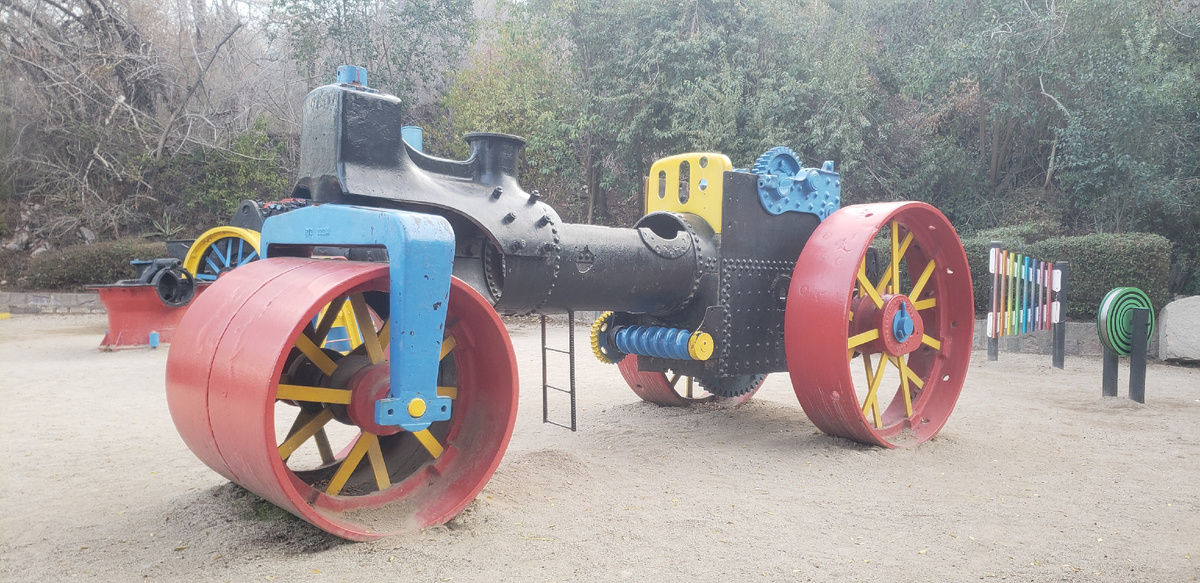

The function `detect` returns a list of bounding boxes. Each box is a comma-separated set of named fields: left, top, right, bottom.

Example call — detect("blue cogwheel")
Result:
left=753, top=146, right=802, bottom=179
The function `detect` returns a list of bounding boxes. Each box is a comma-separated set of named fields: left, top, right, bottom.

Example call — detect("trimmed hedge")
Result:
left=0, top=248, right=28, bottom=284
left=964, top=227, right=1171, bottom=320
left=27, top=239, right=170, bottom=291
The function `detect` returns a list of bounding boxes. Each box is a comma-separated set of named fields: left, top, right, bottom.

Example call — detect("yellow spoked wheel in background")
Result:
left=184, top=226, right=262, bottom=282
left=183, top=225, right=363, bottom=353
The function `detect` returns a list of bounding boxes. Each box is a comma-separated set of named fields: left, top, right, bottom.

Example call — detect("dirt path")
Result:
left=1, top=314, right=1197, bottom=582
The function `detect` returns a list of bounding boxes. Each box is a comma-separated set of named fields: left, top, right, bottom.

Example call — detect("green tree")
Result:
left=270, top=0, right=476, bottom=104
left=440, top=1, right=589, bottom=221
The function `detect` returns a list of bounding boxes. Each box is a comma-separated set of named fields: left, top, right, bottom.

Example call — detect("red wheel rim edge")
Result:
left=784, top=202, right=973, bottom=447
left=167, top=258, right=518, bottom=539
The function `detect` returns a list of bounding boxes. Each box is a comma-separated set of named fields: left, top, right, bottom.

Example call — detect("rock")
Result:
left=79, top=227, right=97, bottom=243
left=3, top=232, right=29, bottom=250
left=1159, top=295, right=1200, bottom=363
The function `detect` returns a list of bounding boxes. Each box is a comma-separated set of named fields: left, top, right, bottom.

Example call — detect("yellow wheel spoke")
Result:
left=862, top=353, right=877, bottom=387
left=900, top=361, right=925, bottom=390
left=876, top=228, right=913, bottom=294
left=848, top=329, right=880, bottom=350
left=909, top=259, right=937, bottom=302
left=312, top=296, right=347, bottom=346
left=377, top=322, right=390, bottom=347
left=325, top=433, right=374, bottom=496
left=413, top=429, right=444, bottom=458
left=892, top=357, right=915, bottom=417
left=685, top=376, right=694, bottom=399
left=848, top=329, right=880, bottom=361
left=437, top=385, right=458, bottom=399
left=366, top=434, right=391, bottom=491
left=279, top=408, right=335, bottom=461
left=283, top=410, right=314, bottom=441
left=314, top=429, right=334, bottom=464
left=277, top=384, right=352, bottom=405
left=920, top=334, right=942, bottom=351
left=856, top=264, right=884, bottom=309
left=861, top=355, right=887, bottom=428
left=440, top=335, right=457, bottom=361
left=667, top=373, right=681, bottom=388
left=295, top=332, right=338, bottom=377
left=889, top=222, right=902, bottom=294
left=348, top=293, right=385, bottom=364
left=913, top=298, right=936, bottom=311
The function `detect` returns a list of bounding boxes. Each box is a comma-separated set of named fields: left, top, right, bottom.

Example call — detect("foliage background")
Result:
left=2, top=0, right=1197, bottom=300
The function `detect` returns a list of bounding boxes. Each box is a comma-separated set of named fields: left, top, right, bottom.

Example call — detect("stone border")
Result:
left=972, top=319, right=1160, bottom=359
left=0, top=291, right=106, bottom=315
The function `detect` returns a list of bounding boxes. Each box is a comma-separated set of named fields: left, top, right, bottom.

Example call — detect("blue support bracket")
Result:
left=259, top=204, right=455, bottom=432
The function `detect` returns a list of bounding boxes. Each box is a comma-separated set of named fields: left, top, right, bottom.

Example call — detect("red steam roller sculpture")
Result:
left=165, top=66, right=974, bottom=540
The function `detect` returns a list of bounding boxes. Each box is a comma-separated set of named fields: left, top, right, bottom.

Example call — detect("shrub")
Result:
left=1028, top=233, right=1171, bottom=319
left=963, top=229, right=1171, bottom=320
left=0, top=248, right=28, bottom=284
left=27, top=239, right=169, bottom=291
left=187, top=118, right=291, bottom=220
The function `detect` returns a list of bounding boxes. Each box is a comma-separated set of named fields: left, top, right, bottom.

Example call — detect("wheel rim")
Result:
left=166, top=258, right=518, bottom=539
left=617, top=355, right=763, bottom=406
left=183, top=226, right=261, bottom=282
left=785, top=202, right=973, bottom=447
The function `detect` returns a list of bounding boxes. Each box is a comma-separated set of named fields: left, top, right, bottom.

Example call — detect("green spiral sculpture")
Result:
left=1096, top=287, right=1155, bottom=356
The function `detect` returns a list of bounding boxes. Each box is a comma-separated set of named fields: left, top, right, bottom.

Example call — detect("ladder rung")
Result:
left=540, top=312, right=577, bottom=432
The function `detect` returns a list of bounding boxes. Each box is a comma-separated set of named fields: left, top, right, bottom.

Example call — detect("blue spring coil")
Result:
left=614, top=326, right=694, bottom=360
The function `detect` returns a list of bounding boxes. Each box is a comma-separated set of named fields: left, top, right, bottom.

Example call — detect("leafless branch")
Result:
left=154, top=20, right=243, bottom=158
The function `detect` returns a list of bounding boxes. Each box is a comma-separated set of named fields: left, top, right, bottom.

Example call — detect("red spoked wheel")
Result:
left=785, top=202, right=973, bottom=447
left=166, top=258, right=518, bottom=540
left=617, top=355, right=763, bottom=406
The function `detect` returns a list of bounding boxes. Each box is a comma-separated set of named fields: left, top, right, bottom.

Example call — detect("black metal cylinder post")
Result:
left=988, top=241, right=1001, bottom=362
left=1052, top=261, right=1069, bottom=370
left=1129, top=307, right=1149, bottom=404
left=541, top=315, right=548, bottom=423
left=1102, top=348, right=1119, bottom=398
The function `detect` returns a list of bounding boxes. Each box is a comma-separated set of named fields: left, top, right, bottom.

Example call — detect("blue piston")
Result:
left=614, top=325, right=693, bottom=360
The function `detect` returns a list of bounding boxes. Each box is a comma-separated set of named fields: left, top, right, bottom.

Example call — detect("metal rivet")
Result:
left=503, top=212, right=516, bottom=224
left=491, top=187, right=503, bottom=199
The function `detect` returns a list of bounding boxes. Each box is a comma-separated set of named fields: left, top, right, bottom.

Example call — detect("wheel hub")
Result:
left=892, top=303, right=914, bottom=343
left=340, top=360, right=403, bottom=437
left=854, top=293, right=925, bottom=357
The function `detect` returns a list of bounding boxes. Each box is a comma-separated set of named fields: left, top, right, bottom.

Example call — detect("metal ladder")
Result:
left=540, top=311, right=577, bottom=431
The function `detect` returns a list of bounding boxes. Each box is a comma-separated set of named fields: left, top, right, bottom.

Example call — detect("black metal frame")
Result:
left=287, top=83, right=831, bottom=385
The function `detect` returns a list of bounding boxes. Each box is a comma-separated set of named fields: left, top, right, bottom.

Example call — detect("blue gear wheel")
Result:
left=752, top=146, right=802, bottom=178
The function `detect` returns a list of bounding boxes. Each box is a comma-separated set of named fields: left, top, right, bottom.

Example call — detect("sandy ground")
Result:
left=0, top=313, right=1197, bottom=583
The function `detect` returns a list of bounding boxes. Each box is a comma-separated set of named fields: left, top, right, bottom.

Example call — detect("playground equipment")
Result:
left=164, top=66, right=975, bottom=540
left=1098, top=287, right=1155, bottom=403
left=90, top=258, right=201, bottom=349
left=985, top=243, right=1069, bottom=368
